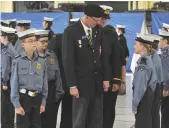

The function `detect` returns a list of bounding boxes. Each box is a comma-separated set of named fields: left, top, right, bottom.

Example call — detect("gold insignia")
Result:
left=50, top=58, right=55, bottom=65
left=104, top=9, right=110, bottom=15
left=36, top=63, right=41, bottom=70
left=53, top=35, right=56, bottom=38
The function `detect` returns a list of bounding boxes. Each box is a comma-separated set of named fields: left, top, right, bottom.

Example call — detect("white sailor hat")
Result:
left=35, top=30, right=49, bottom=37
left=0, top=20, right=11, bottom=25
left=162, top=23, right=169, bottom=29
left=136, top=33, right=156, bottom=45
left=145, top=34, right=162, bottom=41
left=17, top=20, right=31, bottom=26
left=116, top=24, right=126, bottom=29
left=44, top=17, right=54, bottom=22
left=0, top=26, right=16, bottom=34
left=17, top=28, right=36, bottom=40
left=159, top=29, right=169, bottom=37
left=70, top=18, right=80, bottom=22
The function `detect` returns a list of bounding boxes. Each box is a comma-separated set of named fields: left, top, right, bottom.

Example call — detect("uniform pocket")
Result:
left=18, top=68, right=29, bottom=75
left=47, top=66, right=57, bottom=81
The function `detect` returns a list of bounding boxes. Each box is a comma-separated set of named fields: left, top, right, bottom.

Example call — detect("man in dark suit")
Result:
left=62, top=4, right=109, bottom=128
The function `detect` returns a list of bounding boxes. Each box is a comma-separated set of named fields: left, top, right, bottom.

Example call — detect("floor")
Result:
left=56, top=73, right=135, bottom=128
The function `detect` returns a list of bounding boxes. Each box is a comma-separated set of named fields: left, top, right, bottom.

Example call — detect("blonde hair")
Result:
left=142, top=43, right=155, bottom=55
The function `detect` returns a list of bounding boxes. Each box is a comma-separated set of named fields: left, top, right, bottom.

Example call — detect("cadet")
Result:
left=147, top=34, right=163, bottom=128
left=15, top=20, right=31, bottom=53
left=62, top=4, right=105, bottom=128
left=133, top=34, right=157, bottom=128
left=43, top=17, right=54, bottom=41
left=1, top=26, right=17, bottom=128
left=35, top=30, right=64, bottom=128
left=116, top=24, right=129, bottom=61
left=10, top=28, right=48, bottom=128
left=158, top=30, right=169, bottom=128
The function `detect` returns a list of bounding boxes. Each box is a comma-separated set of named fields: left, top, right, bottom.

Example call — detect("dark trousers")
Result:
left=72, top=94, right=103, bottom=128
left=41, top=81, right=61, bottom=128
left=60, top=92, right=72, bottom=128
left=103, top=91, right=118, bottom=128
left=135, top=87, right=154, bottom=128
left=161, top=96, right=169, bottom=128
left=17, top=94, right=42, bottom=128
left=1, top=87, right=14, bottom=128
left=152, top=84, right=160, bottom=128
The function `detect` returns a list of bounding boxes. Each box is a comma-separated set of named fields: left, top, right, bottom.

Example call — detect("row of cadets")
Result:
left=1, top=26, right=18, bottom=128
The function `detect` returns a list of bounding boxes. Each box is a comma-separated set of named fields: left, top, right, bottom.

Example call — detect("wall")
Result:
left=0, top=1, right=13, bottom=12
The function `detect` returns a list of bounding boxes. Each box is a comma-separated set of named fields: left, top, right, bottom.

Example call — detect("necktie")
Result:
left=87, top=29, right=92, bottom=45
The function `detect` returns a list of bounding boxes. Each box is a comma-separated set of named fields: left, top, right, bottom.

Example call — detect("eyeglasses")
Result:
left=39, top=40, right=49, bottom=44
left=24, top=40, right=36, bottom=44
left=91, top=17, right=100, bottom=23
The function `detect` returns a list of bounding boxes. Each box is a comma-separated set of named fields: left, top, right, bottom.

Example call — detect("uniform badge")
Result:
left=50, top=58, right=55, bottom=65
left=78, top=40, right=82, bottom=48
left=36, top=63, right=41, bottom=70
left=53, top=35, right=56, bottom=38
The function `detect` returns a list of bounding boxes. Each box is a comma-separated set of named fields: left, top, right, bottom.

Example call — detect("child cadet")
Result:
left=158, top=30, right=169, bottom=128
left=132, top=33, right=157, bottom=128
left=35, top=30, right=64, bottom=128
left=10, top=28, right=48, bottom=128
left=1, top=26, right=17, bottom=128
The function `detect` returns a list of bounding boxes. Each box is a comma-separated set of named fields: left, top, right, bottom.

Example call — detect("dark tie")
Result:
left=87, top=29, right=92, bottom=45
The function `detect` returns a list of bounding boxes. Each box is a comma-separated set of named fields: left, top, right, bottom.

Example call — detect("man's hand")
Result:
left=103, top=81, right=110, bottom=92
left=2, top=85, right=8, bottom=90
left=40, top=106, right=45, bottom=113
left=163, top=90, right=169, bottom=97
left=119, top=82, right=126, bottom=93
left=125, top=57, right=129, bottom=62
left=70, top=87, right=79, bottom=98
left=112, top=84, right=119, bottom=92
left=15, top=107, right=25, bottom=116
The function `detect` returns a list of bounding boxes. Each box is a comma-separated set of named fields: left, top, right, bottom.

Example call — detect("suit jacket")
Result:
left=62, top=21, right=103, bottom=98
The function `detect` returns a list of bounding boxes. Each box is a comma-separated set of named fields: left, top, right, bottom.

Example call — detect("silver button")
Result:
left=95, top=72, right=97, bottom=74
left=93, top=50, right=94, bottom=52
left=94, top=61, right=96, bottom=63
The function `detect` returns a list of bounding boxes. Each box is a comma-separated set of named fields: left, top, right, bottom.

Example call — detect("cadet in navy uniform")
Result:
left=0, top=20, right=11, bottom=27
left=116, top=24, right=129, bottom=61
left=62, top=4, right=106, bottom=128
left=1, top=26, right=17, bottom=128
left=15, top=20, right=31, bottom=53
left=158, top=30, right=169, bottom=128
left=133, top=34, right=157, bottom=128
left=97, top=5, right=122, bottom=128
left=10, top=28, right=48, bottom=128
left=43, top=17, right=54, bottom=41
left=35, top=30, right=64, bottom=128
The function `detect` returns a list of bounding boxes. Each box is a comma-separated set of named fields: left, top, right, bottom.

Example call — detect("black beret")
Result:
left=84, top=4, right=104, bottom=18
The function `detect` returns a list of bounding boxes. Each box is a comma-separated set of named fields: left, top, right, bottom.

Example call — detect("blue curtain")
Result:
left=1, top=12, right=69, bottom=33
left=152, top=13, right=169, bottom=34
left=73, top=12, right=145, bottom=72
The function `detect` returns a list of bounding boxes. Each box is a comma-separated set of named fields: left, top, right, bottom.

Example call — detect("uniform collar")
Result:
left=80, top=20, right=92, bottom=35
left=136, top=53, right=149, bottom=64
left=161, top=46, right=169, bottom=51
left=20, top=50, right=38, bottom=59
left=45, top=49, right=50, bottom=57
